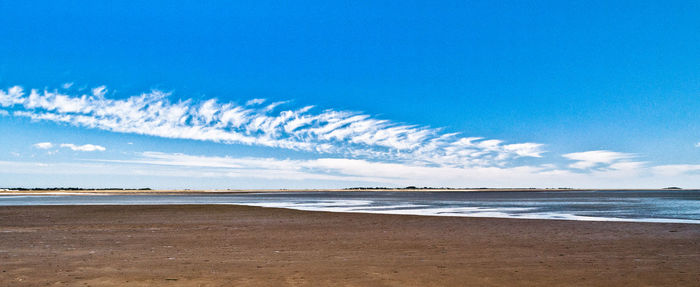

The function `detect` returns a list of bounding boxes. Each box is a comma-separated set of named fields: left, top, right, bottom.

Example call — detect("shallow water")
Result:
left=1, top=190, right=699, bottom=224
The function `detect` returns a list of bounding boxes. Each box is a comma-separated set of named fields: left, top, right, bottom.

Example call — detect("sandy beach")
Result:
left=1, top=205, right=698, bottom=286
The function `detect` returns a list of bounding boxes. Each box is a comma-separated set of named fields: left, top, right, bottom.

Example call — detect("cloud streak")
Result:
left=32, top=142, right=106, bottom=152
left=1, top=85, right=544, bottom=167
left=33, top=142, right=54, bottom=149
left=562, top=150, right=636, bottom=170
left=60, top=143, right=106, bottom=152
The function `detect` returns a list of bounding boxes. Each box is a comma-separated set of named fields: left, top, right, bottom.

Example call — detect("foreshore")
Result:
left=1, top=205, right=698, bottom=286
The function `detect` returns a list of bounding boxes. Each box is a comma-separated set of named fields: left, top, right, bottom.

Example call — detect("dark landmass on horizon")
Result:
left=0, top=186, right=693, bottom=194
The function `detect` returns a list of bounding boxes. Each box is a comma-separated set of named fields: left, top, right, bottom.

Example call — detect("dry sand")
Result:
left=0, top=205, right=698, bottom=286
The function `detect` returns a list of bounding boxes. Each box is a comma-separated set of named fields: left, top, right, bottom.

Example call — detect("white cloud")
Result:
left=0, top=86, right=24, bottom=107
left=33, top=142, right=105, bottom=152
left=33, top=142, right=54, bottom=149
left=695, top=142, right=700, bottom=148
left=92, top=85, right=107, bottom=97
left=62, top=82, right=74, bottom=89
left=264, top=100, right=288, bottom=111
left=651, top=164, right=700, bottom=177
left=563, top=150, right=635, bottom=169
left=0, top=109, right=8, bottom=116
left=0, top=85, right=545, bottom=168
left=608, top=161, right=646, bottom=171
left=60, top=143, right=106, bottom=152
left=245, top=98, right=266, bottom=106
left=502, top=143, right=544, bottom=158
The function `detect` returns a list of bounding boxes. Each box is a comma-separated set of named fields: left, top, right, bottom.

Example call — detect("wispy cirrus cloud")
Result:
left=245, top=98, right=266, bottom=106
left=91, top=85, right=107, bottom=97
left=1, top=85, right=544, bottom=167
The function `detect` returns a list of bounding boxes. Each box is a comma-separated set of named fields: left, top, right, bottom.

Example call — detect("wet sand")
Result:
left=1, top=205, right=698, bottom=286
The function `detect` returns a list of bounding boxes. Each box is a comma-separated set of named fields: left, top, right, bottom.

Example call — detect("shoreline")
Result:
left=2, top=190, right=698, bottom=225
left=2, top=202, right=700, bottom=225
left=1, top=204, right=699, bottom=286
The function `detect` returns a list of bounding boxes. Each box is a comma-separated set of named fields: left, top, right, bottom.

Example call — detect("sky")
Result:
left=1, top=1, right=699, bottom=189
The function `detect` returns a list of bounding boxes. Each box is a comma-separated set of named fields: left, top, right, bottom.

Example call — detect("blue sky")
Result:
left=1, top=1, right=699, bottom=189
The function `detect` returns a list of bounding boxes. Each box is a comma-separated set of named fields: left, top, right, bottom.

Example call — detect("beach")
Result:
left=1, top=205, right=698, bottom=286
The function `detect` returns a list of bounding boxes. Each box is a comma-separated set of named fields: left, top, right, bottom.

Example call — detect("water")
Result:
left=1, top=190, right=699, bottom=224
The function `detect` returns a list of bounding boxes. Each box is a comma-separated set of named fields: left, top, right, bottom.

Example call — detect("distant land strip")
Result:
left=0, top=186, right=694, bottom=194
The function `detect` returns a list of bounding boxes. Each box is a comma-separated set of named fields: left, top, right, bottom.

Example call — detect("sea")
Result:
left=1, top=190, right=699, bottom=224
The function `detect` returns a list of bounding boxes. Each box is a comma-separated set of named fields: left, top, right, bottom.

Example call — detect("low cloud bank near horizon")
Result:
left=1, top=151, right=699, bottom=189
